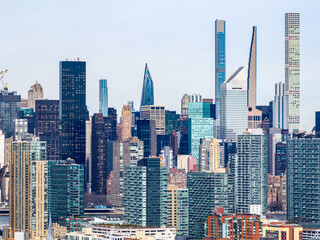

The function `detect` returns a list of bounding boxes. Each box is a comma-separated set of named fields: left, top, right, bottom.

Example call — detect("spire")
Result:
left=140, top=63, right=154, bottom=109
left=46, top=213, right=54, bottom=240
left=247, top=26, right=257, bottom=108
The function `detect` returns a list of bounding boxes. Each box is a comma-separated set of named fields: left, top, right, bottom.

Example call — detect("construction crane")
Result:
left=0, top=69, right=8, bottom=90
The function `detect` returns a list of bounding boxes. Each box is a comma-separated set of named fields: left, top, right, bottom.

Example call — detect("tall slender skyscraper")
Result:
left=247, top=26, right=257, bottom=109
left=285, top=13, right=300, bottom=133
left=272, top=82, right=288, bottom=129
left=59, top=60, right=86, bottom=165
left=215, top=20, right=226, bottom=120
left=140, top=63, right=154, bottom=108
left=99, top=79, right=108, bottom=117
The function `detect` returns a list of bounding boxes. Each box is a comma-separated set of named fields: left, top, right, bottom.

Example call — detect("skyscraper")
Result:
left=181, top=94, right=190, bottom=116
left=99, top=79, right=108, bottom=117
left=35, top=100, right=60, bottom=160
left=215, top=19, right=226, bottom=120
left=247, top=26, right=257, bottom=109
left=220, top=66, right=248, bottom=140
left=140, top=63, right=154, bottom=108
left=137, top=119, right=157, bottom=157
left=285, top=13, right=300, bottom=133
left=316, top=111, right=320, bottom=138
left=140, top=105, right=165, bottom=135
left=59, top=60, right=86, bottom=165
left=124, top=157, right=167, bottom=227
left=121, top=105, right=132, bottom=141
left=28, top=82, right=44, bottom=110
left=235, top=129, right=268, bottom=215
left=273, top=82, right=288, bottom=129
left=287, top=137, right=320, bottom=225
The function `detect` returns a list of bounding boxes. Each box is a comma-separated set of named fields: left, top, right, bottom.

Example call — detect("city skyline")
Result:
left=1, top=1, right=319, bottom=131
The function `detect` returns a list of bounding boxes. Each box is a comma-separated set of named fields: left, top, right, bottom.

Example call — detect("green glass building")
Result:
left=287, top=137, right=320, bottom=225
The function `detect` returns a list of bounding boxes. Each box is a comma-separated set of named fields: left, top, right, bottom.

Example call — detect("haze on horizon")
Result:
left=1, top=0, right=319, bottom=131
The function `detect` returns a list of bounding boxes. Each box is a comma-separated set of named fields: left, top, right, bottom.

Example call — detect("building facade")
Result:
left=137, top=120, right=157, bottom=157
left=140, top=63, right=154, bottom=108
left=140, top=105, right=165, bottom=135
left=27, top=82, right=44, bottom=110
left=99, top=79, right=108, bottom=117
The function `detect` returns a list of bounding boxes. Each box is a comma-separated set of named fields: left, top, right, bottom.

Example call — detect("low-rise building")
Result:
left=302, top=227, right=320, bottom=240
left=262, top=222, right=303, bottom=240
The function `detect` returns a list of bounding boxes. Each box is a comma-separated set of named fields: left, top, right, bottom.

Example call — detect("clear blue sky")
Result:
left=1, top=0, right=319, bottom=130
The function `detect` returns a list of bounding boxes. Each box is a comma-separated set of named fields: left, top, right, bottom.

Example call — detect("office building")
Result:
left=167, top=185, right=189, bottom=236
left=181, top=94, right=189, bottom=116
left=160, top=146, right=173, bottom=171
left=273, top=82, right=288, bottom=129
left=275, top=142, right=287, bottom=176
left=121, top=105, right=131, bottom=141
left=140, top=63, right=154, bottom=108
left=0, top=91, right=21, bottom=138
left=18, top=108, right=35, bottom=135
left=0, top=130, right=4, bottom=167
left=170, top=130, right=179, bottom=157
left=220, top=66, right=248, bottom=140
left=60, top=60, right=86, bottom=164
left=27, top=82, right=43, bottom=110
left=268, top=128, right=282, bottom=175
left=137, top=119, right=156, bottom=157
left=215, top=20, right=226, bottom=121
left=187, top=171, right=234, bottom=237
left=199, top=138, right=221, bottom=172
left=91, top=113, right=114, bottom=195
left=165, top=110, right=179, bottom=135
left=140, top=105, right=165, bottom=135
left=13, top=119, right=28, bottom=140
left=85, top=116, right=92, bottom=192
left=177, top=155, right=197, bottom=173
left=204, top=210, right=260, bottom=240
left=124, top=157, right=167, bottom=227
left=235, top=129, right=268, bottom=215
left=157, top=134, right=170, bottom=156
left=285, top=13, right=300, bottom=133
left=9, top=140, right=47, bottom=239
left=112, top=137, right=144, bottom=197
left=99, top=79, right=108, bottom=116
left=188, top=102, right=214, bottom=162
left=287, top=137, right=320, bottom=225
left=316, top=111, right=320, bottom=138
left=175, top=116, right=189, bottom=155
left=35, top=99, right=60, bottom=160
left=48, top=159, right=84, bottom=223
left=262, top=222, right=303, bottom=240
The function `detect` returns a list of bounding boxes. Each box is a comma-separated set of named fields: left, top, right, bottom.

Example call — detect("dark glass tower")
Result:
left=316, top=111, right=320, bottom=138
left=35, top=100, right=60, bottom=160
left=59, top=60, right=86, bottom=164
left=137, top=120, right=156, bottom=157
left=140, top=63, right=154, bottom=109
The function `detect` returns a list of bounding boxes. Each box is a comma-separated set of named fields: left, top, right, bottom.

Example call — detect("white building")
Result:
left=140, top=105, right=165, bottom=135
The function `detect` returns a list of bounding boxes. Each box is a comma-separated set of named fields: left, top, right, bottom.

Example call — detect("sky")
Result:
left=1, top=0, right=320, bottom=131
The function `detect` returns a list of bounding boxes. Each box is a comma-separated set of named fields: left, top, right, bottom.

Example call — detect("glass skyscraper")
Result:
left=59, top=60, right=86, bottom=165
left=285, top=13, right=300, bottom=133
left=99, top=79, right=108, bottom=117
left=215, top=19, right=226, bottom=121
left=140, top=63, right=154, bottom=108
left=188, top=102, right=214, bottom=162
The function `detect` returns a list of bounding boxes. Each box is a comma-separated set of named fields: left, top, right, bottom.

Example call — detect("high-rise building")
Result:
left=48, top=159, right=84, bottom=223
left=167, top=185, right=189, bottom=236
left=112, top=137, right=144, bottom=197
left=124, top=157, right=167, bottom=227
left=9, top=140, right=47, bottom=239
left=59, top=60, right=86, bottom=164
left=0, top=91, right=21, bottom=138
left=215, top=20, right=226, bottom=121
left=140, top=63, right=154, bottom=108
left=275, top=142, right=287, bottom=176
left=187, top=171, right=234, bottom=237
left=91, top=113, right=114, bottom=195
left=235, top=129, right=268, bottom=215
left=220, top=66, right=248, bottom=140
left=137, top=120, right=156, bottom=157
left=247, top=26, right=257, bottom=109
left=285, top=13, right=300, bottom=133
left=165, top=110, right=179, bottom=135
left=35, top=100, right=60, bottom=161
left=167, top=168, right=187, bottom=189
left=315, top=111, right=320, bottom=138
left=181, top=94, right=189, bottom=116
left=28, top=82, right=44, bottom=110
left=0, top=130, right=4, bottom=167
left=18, top=108, right=35, bottom=135
left=157, top=134, right=170, bottom=156
left=99, top=79, right=108, bottom=117
left=287, top=137, right=320, bottom=225
left=85, top=116, right=92, bottom=192
left=140, top=105, right=165, bottom=135
left=188, top=102, right=214, bottom=162
left=199, top=138, right=221, bottom=172
left=204, top=211, right=260, bottom=240
left=175, top=116, right=189, bottom=155
left=273, top=82, right=288, bottom=129
left=268, top=128, right=282, bottom=175
left=121, top=105, right=131, bottom=141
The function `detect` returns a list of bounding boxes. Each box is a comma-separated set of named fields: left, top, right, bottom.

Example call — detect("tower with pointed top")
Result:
left=140, top=64, right=154, bottom=109
left=248, top=26, right=257, bottom=109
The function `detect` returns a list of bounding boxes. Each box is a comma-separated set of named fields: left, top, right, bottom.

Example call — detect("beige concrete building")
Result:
left=262, top=222, right=302, bottom=240
left=28, top=82, right=44, bottom=110
left=248, top=107, right=262, bottom=129
left=121, top=105, right=132, bottom=141
left=181, top=94, right=189, bottom=116
left=140, top=105, right=165, bottom=135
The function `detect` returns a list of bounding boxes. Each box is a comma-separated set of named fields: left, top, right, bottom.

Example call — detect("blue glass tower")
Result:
left=99, top=79, right=108, bottom=117
left=215, top=20, right=226, bottom=120
left=140, top=63, right=154, bottom=109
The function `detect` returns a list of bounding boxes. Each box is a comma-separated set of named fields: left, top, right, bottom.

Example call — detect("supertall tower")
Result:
left=140, top=63, right=154, bottom=109
left=247, top=26, right=257, bottom=109
left=285, top=13, right=300, bottom=133
left=215, top=20, right=226, bottom=120
left=99, top=79, right=108, bottom=117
